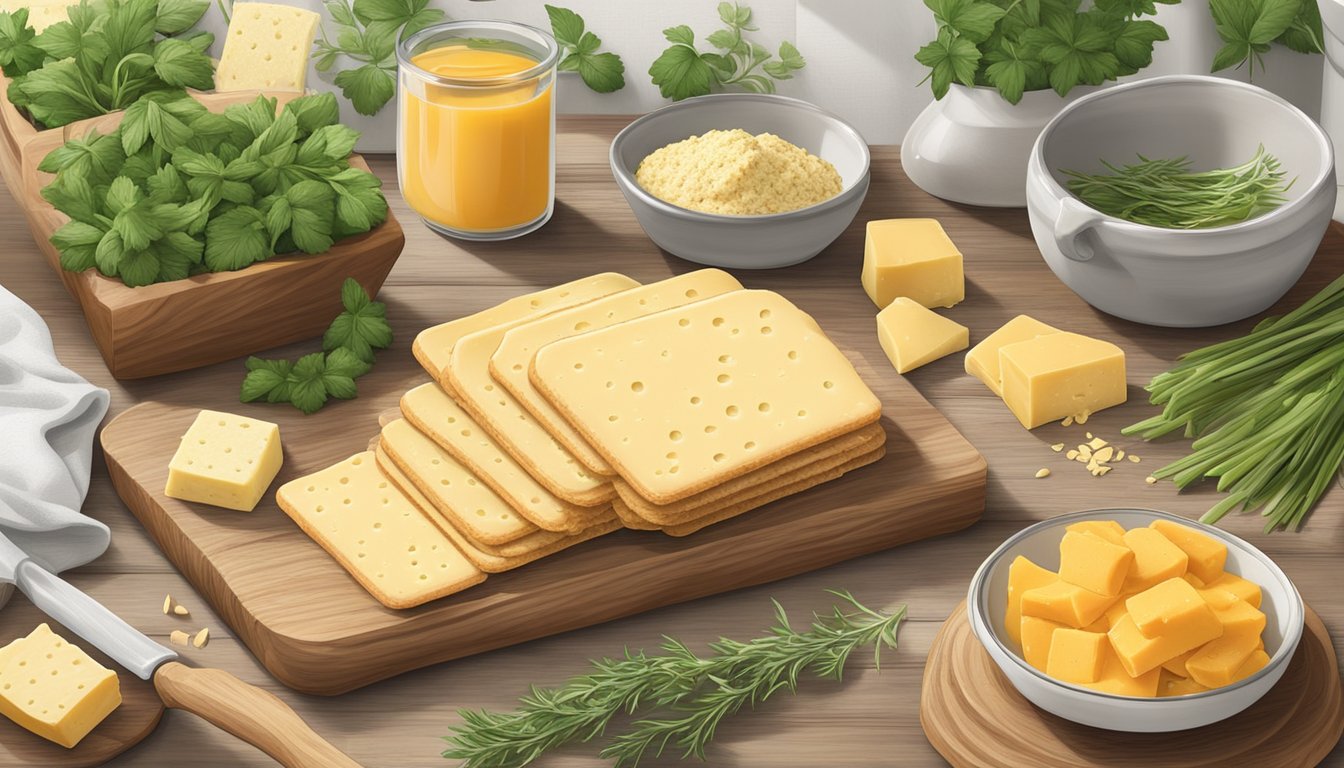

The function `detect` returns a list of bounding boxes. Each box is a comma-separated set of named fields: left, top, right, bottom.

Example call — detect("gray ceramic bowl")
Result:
left=968, top=508, right=1304, bottom=732
left=610, top=94, right=870, bottom=269
left=1026, top=76, right=1336, bottom=328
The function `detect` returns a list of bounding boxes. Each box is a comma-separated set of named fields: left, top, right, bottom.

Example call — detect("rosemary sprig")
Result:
left=1062, top=146, right=1291, bottom=229
left=443, top=591, right=906, bottom=768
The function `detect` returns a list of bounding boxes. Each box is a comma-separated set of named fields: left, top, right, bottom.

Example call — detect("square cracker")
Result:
left=379, top=418, right=541, bottom=546
left=375, top=449, right=620, bottom=573
left=617, top=423, right=886, bottom=524
left=489, top=270, right=743, bottom=476
left=531, top=290, right=882, bottom=504
left=413, top=273, right=640, bottom=388
left=275, top=452, right=485, bottom=609
left=658, top=446, right=886, bottom=537
left=400, top=382, right=601, bottom=533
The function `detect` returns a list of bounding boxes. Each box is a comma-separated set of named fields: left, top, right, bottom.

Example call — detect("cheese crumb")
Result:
left=1061, top=416, right=1074, bottom=427
left=1075, top=411, right=1090, bottom=425
left=1051, top=443, right=1065, bottom=452
left=169, top=630, right=191, bottom=647
left=192, top=628, right=210, bottom=649
left=1145, top=475, right=1157, bottom=484
left=1129, top=455, right=1142, bottom=463
left=1035, top=468, right=1051, bottom=478
left=635, top=129, right=842, bottom=215
left=173, top=605, right=190, bottom=617
left=162, top=594, right=172, bottom=615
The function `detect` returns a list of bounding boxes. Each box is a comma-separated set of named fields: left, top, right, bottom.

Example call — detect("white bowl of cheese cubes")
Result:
left=967, top=508, right=1303, bottom=732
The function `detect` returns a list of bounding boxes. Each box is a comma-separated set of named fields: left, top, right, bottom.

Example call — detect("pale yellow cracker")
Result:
left=622, top=424, right=886, bottom=525
left=379, top=418, right=540, bottom=546
left=400, top=382, right=598, bottom=533
left=215, top=3, right=320, bottom=92
left=490, top=269, right=744, bottom=476
left=448, top=325, right=616, bottom=508
left=661, top=447, right=886, bottom=537
left=275, top=452, right=485, bottom=609
left=376, top=451, right=620, bottom=573
left=531, top=290, right=882, bottom=504
left=413, top=273, right=641, bottom=385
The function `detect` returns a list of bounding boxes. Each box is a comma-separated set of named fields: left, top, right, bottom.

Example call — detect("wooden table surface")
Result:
left=1, top=116, right=1341, bottom=767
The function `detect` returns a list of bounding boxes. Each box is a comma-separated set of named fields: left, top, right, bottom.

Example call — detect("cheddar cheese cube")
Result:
left=1211, top=598, right=1267, bottom=639
left=1021, top=615, right=1066, bottom=672
left=1021, top=581, right=1117, bottom=629
left=1231, top=649, right=1270, bottom=684
left=1159, top=669, right=1210, bottom=697
left=1078, top=641, right=1161, bottom=698
left=964, top=315, right=1060, bottom=396
left=1186, top=631, right=1262, bottom=688
left=1182, top=572, right=1207, bottom=589
left=1058, top=530, right=1133, bottom=597
left=1108, top=612, right=1223, bottom=678
left=1066, top=519, right=1125, bottom=547
left=1046, top=629, right=1107, bottom=684
left=1202, top=572, right=1261, bottom=610
left=1150, top=519, right=1227, bottom=584
left=997, top=332, right=1127, bottom=429
left=1121, top=527, right=1189, bottom=593
left=874, top=298, right=969, bottom=374
left=165, top=410, right=283, bottom=512
left=1004, top=556, right=1058, bottom=647
left=1161, top=648, right=1197, bottom=678
left=0, top=624, right=121, bottom=748
left=860, top=219, right=964, bottom=310
left=1124, top=578, right=1220, bottom=639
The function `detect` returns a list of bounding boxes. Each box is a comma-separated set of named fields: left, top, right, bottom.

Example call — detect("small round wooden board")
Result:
left=0, top=597, right=164, bottom=767
left=921, top=600, right=1343, bottom=768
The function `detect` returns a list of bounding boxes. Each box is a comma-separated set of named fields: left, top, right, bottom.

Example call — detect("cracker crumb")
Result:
left=1050, top=443, right=1065, bottom=452
left=1061, top=416, right=1074, bottom=427
left=1076, top=411, right=1090, bottom=425
left=169, top=630, right=191, bottom=647
left=1145, top=475, right=1157, bottom=484
left=1129, top=455, right=1142, bottom=463
left=1035, top=468, right=1051, bottom=479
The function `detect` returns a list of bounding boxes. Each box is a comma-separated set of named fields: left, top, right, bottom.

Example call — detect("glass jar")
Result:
left=397, top=21, right=559, bottom=241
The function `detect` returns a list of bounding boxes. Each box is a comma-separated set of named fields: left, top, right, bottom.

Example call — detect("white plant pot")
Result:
left=901, top=84, right=1096, bottom=208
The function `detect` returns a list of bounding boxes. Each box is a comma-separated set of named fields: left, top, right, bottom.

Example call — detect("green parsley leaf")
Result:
left=39, top=129, right=126, bottom=183
left=204, top=205, right=272, bottom=271
left=650, top=41, right=718, bottom=101
left=0, top=10, right=47, bottom=78
left=152, top=37, right=215, bottom=90
left=915, top=28, right=981, bottom=99
left=284, top=179, right=336, bottom=254
left=1024, top=11, right=1120, bottom=95
left=333, top=63, right=396, bottom=117
left=155, top=0, right=210, bottom=35
left=323, top=277, right=391, bottom=363
left=547, top=5, right=626, bottom=93
left=241, top=356, right=294, bottom=404
left=1209, top=0, right=1301, bottom=76
left=284, top=92, right=341, bottom=137
left=51, top=221, right=106, bottom=272
left=925, top=0, right=1008, bottom=44
left=286, top=352, right=332, bottom=415
left=1275, top=0, right=1323, bottom=54
left=1112, top=18, right=1168, bottom=74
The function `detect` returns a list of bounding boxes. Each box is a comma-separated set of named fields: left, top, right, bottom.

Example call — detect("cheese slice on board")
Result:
left=214, top=2, right=321, bottom=92
left=413, top=273, right=641, bottom=386
left=400, top=382, right=599, bottom=532
left=275, top=452, right=485, bottom=609
left=0, top=624, right=120, bottom=748
left=531, top=290, right=883, bottom=505
left=490, top=269, right=744, bottom=475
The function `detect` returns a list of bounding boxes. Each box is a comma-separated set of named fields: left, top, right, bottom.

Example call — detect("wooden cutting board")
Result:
left=0, top=597, right=163, bottom=767
left=100, top=333, right=986, bottom=695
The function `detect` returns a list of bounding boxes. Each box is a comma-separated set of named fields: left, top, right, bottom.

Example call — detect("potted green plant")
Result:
left=905, top=0, right=1323, bottom=207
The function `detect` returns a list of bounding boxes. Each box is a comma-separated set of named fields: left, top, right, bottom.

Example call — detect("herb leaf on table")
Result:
left=649, top=3, right=805, bottom=101
left=546, top=5, right=625, bottom=94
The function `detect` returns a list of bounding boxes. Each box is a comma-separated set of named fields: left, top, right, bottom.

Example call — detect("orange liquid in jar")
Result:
left=400, top=46, right=553, bottom=233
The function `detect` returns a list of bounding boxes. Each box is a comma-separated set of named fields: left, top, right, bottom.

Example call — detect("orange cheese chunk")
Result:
left=1103, top=596, right=1135, bottom=630
left=997, top=332, right=1127, bottom=429
left=1066, top=520, right=1125, bottom=546
left=1005, top=556, right=1058, bottom=647
left=1186, top=631, right=1262, bottom=689
left=1161, top=648, right=1197, bottom=678
left=1021, top=615, right=1066, bottom=672
left=1046, top=629, right=1108, bottom=684
left=1150, top=519, right=1227, bottom=584
left=1121, top=527, right=1189, bottom=593
left=1211, top=597, right=1267, bottom=639
left=1078, top=641, right=1161, bottom=698
left=1231, top=649, right=1270, bottom=684
left=1021, top=581, right=1118, bottom=628
left=1059, top=530, right=1133, bottom=597
left=1082, top=615, right=1110, bottom=633
left=1182, top=572, right=1206, bottom=589
left=1159, top=669, right=1211, bottom=697
left=1202, top=572, right=1262, bottom=610
left=1108, top=612, right=1223, bottom=678
left=1124, top=578, right=1218, bottom=639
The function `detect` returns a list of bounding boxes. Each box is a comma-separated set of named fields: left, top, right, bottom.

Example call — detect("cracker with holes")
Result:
left=489, top=269, right=743, bottom=476
left=214, top=3, right=320, bottom=92
left=531, top=290, right=883, bottom=505
left=275, top=452, right=485, bottom=608
left=374, top=449, right=620, bottom=573
left=399, top=383, right=601, bottom=533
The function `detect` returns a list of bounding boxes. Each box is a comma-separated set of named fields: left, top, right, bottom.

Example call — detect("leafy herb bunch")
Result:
left=313, top=0, right=444, bottom=116
left=0, top=0, right=215, bottom=129
left=650, top=2, right=805, bottom=101
left=916, top=0, right=1171, bottom=104
left=41, top=91, right=388, bottom=287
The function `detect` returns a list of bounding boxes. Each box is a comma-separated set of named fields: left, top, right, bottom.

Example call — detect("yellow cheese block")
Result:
left=998, top=331, right=1127, bottom=429
left=1124, top=577, right=1220, bottom=639
left=1161, top=647, right=1197, bottom=677
left=1058, top=530, right=1133, bottom=597
left=0, top=624, right=120, bottom=748
left=874, top=297, right=969, bottom=374
left=1182, top=572, right=1206, bottom=589
left=1079, top=641, right=1162, bottom=697
left=1159, top=669, right=1210, bottom=697
left=1201, top=572, right=1261, bottom=610
left=1150, top=519, right=1227, bottom=584
left=215, top=2, right=320, bottom=92
left=1046, top=628, right=1107, bottom=684
left=1231, top=648, right=1270, bottom=684
left=276, top=452, right=486, bottom=608
left=1102, top=595, right=1134, bottom=630
left=1066, top=519, right=1125, bottom=546
left=1108, top=611, right=1223, bottom=678
left=1020, top=615, right=1065, bottom=672
left=165, top=409, right=282, bottom=511
left=1210, top=597, right=1267, bottom=638
left=1185, top=630, right=1262, bottom=688
left=1005, top=556, right=1058, bottom=647
left=413, top=273, right=642, bottom=386
left=1120, top=527, right=1189, bottom=593
left=860, top=219, right=964, bottom=309
left=1020, top=581, right=1117, bottom=629
left=964, top=315, right=1060, bottom=396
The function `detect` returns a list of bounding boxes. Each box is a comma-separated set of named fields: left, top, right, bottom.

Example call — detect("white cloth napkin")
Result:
left=0, top=283, right=110, bottom=575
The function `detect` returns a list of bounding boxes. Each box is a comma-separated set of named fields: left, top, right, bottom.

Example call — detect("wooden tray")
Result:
left=0, top=597, right=163, bottom=767
left=921, top=601, right=1344, bottom=767
left=101, top=378, right=985, bottom=695
left=4, top=89, right=404, bottom=380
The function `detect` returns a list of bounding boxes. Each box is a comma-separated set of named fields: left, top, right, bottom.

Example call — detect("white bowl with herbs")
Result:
left=1026, top=76, right=1336, bottom=328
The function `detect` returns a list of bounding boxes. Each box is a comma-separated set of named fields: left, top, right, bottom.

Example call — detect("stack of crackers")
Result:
left=276, top=270, right=885, bottom=609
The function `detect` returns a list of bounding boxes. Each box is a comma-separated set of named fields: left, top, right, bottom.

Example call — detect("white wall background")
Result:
left=428, top=0, right=1325, bottom=144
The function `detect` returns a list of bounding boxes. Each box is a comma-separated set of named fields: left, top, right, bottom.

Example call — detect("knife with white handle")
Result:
left=0, top=531, right=363, bottom=767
